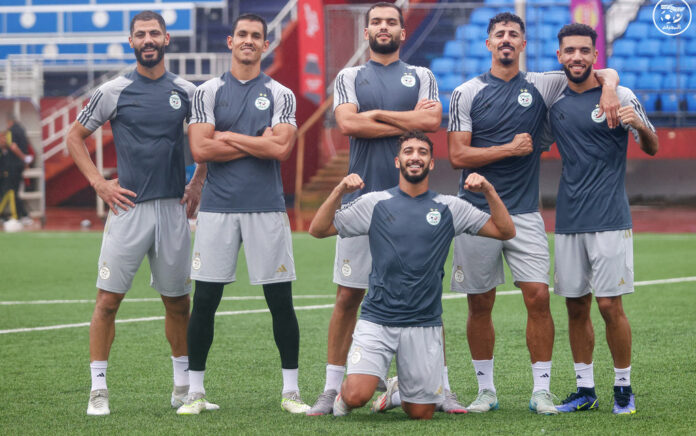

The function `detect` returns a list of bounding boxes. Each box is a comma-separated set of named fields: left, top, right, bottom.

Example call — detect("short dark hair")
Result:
left=487, top=12, right=525, bottom=35
left=232, top=13, right=268, bottom=40
left=130, top=11, right=166, bottom=35
left=398, top=130, right=433, bottom=154
left=557, top=23, right=597, bottom=46
left=366, top=2, right=404, bottom=28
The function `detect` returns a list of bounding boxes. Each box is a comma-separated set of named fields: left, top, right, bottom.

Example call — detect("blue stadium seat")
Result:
left=624, top=57, right=650, bottom=73
left=444, top=40, right=466, bottom=59
left=662, top=73, right=686, bottom=90
left=441, top=92, right=451, bottom=115
left=637, top=72, right=663, bottom=90
left=439, top=74, right=464, bottom=93
left=608, top=57, right=625, bottom=70
left=471, top=8, right=497, bottom=25
left=661, top=39, right=686, bottom=56
left=430, top=57, right=455, bottom=76
left=455, top=25, right=467, bottom=40
left=686, top=94, right=696, bottom=112
left=462, top=58, right=480, bottom=75
left=463, top=25, right=486, bottom=40
left=544, top=39, right=559, bottom=55
left=686, top=42, right=696, bottom=55
left=637, top=92, right=658, bottom=112
left=526, top=43, right=542, bottom=59
left=467, top=41, right=490, bottom=58
left=539, top=57, right=559, bottom=72
left=688, top=73, right=696, bottom=89
left=650, top=56, right=675, bottom=73
left=660, top=93, right=681, bottom=112
left=679, top=57, right=696, bottom=72
left=637, top=7, right=654, bottom=23
left=624, top=23, right=650, bottom=40
left=612, top=39, right=637, bottom=56
left=621, top=73, right=638, bottom=90
left=639, top=39, right=661, bottom=55
left=545, top=7, right=569, bottom=25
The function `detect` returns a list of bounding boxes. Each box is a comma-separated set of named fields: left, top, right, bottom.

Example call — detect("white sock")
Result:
left=472, top=358, right=495, bottom=393
left=443, top=366, right=451, bottom=392
left=324, top=364, right=345, bottom=393
left=531, top=361, right=552, bottom=393
left=171, top=355, right=189, bottom=387
left=614, top=366, right=631, bottom=387
left=189, top=370, right=205, bottom=395
left=391, top=391, right=401, bottom=407
left=90, top=360, right=108, bottom=391
left=574, top=362, right=594, bottom=389
left=282, top=368, right=299, bottom=394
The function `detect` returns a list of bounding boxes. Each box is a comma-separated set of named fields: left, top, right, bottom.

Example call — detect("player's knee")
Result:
left=340, top=384, right=371, bottom=408
left=523, top=286, right=551, bottom=313
left=596, top=297, right=624, bottom=320
left=163, top=295, right=190, bottom=317
left=95, top=290, right=123, bottom=316
left=565, top=296, right=591, bottom=320
left=467, top=293, right=495, bottom=315
left=404, top=404, right=435, bottom=420
left=335, top=288, right=365, bottom=313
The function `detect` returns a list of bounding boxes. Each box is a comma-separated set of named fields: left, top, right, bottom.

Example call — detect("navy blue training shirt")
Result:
left=334, top=187, right=489, bottom=327
left=549, top=86, right=654, bottom=234
left=333, top=60, right=439, bottom=204
left=448, top=71, right=567, bottom=214
left=77, top=69, right=196, bottom=203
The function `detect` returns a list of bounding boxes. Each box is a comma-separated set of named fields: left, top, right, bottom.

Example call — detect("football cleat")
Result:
left=529, top=390, right=559, bottom=415
left=176, top=392, right=220, bottom=415
left=306, top=389, right=337, bottom=416
left=612, top=386, right=636, bottom=415
left=556, top=387, right=599, bottom=413
left=171, top=385, right=189, bottom=408
left=333, top=392, right=351, bottom=417
left=371, top=376, right=399, bottom=413
left=86, top=389, right=110, bottom=416
left=281, top=391, right=311, bottom=414
left=437, top=389, right=468, bottom=414
left=466, top=389, right=499, bottom=413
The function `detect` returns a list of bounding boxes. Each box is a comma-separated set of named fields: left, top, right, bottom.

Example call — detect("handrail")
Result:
left=264, top=0, right=299, bottom=60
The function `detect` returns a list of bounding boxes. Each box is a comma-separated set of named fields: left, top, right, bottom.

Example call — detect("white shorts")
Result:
left=96, top=198, right=192, bottom=297
left=347, top=320, right=445, bottom=405
left=191, top=211, right=296, bottom=285
left=450, top=212, right=550, bottom=293
left=333, top=235, right=371, bottom=289
left=554, top=229, right=634, bottom=298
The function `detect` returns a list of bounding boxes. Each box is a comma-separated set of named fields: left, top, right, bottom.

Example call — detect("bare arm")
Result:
left=618, top=106, right=659, bottom=156
left=215, top=123, right=297, bottom=162
left=595, top=68, right=621, bottom=129
left=463, top=173, right=515, bottom=240
left=188, top=123, right=248, bottom=163
left=335, top=104, right=405, bottom=138
left=368, top=99, right=442, bottom=133
left=180, top=163, right=207, bottom=218
left=66, top=121, right=136, bottom=215
left=309, top=174, right=365, bottom=238
left=448, top=131, right=533, bottom=169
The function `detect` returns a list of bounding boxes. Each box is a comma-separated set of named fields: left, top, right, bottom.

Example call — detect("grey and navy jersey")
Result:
left=334, top=60, right=439, bottom=204
left=448, top=71, right=567, bottom=214
left=549, top=86, right=653, bottom=234
left=77, top=69, right=195, bottom=203
left=191, top=71, right=296, bottom=213
left=334, top=187, right=489, bottom=327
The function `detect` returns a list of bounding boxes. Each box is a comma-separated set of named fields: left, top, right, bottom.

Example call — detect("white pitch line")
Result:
left=1, top=276, right=694, bottom=335
left=0, top=294, right=335, bottom=306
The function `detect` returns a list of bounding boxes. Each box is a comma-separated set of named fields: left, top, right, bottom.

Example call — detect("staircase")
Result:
left=298, top=149, right=349, bottom=208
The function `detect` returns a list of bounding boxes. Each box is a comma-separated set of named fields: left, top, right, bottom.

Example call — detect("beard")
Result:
left=369, top=34, right=400, bottom=55
left=134, top=43, right=165, bottom=68
left=563, top=63, right=593, bottom=84
left=498, top=44, right=515, bottom=66
left=400, top=162, right=430, bottom=184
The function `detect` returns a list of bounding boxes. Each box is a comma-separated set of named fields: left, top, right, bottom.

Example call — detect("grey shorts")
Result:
left=450, top=212, right=550, bottom=293
left=333, top=235, right=371, bottom=289
left=346, top=320, right=445, bottom=405
left=554, top=229, right=634, bottom=298
left=96, top=198, right=192, bottom=297
left=191, top=211, right=296, bottom=285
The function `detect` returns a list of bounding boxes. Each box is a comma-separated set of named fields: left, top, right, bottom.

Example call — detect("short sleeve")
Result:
left=174, top=76, right=196, bottom=123
left=617, top=86, right=655, bottom=142
left=414, top=66, right=440, bottom=102
left=189, top=79, right=221, bottom=126
left=76, top=77, right=130, bottom=132
left=438, top=195, right=490, bottom=236
left=448, top=84, right=476, bottom=132
left=333, top=67, right=360, bottom=111
left=334, top=192, right=384, bottom=238
left=269, top=82, right=297, bottom=127
left=526, top=71, right=568, bottom=108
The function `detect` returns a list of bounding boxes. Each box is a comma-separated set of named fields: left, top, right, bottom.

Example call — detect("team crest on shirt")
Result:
left=99, top=264, right=111, bottom=280
left=192, top=253, right=201, bottom=271
left=341, top=259, right=352, bottom=277
left=169, top=92, right=182, bottom=110
left=518, top=89, right=533, bottom=107
left=591, top=105, right=606, bottom=123
left=426, top=209, right=441, bottom=226
left=401, top=72, right=416, bottom=88
left=255, top=93, right=271, bottom=110
left=454, top=266, right=464, bottom=283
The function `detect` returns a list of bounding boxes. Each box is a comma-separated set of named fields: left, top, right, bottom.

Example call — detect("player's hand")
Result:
left=180, top=180, right=203, bottom=218
left=463, top=172, right=493, bottom=193
left=94, top=178, right=136, bottom=215
left=507, top=133, right=533, bottom=156
left=262, top=126, right=274, bottom=137
left=415, top=98, right=439, bottom=111
left=337, top=173, right=365, bottom=194
left=213, top=130, right=228, bottom=141
left=618, top=106, right=643, bottom=130
left=598, top=86, right=620, bottom=129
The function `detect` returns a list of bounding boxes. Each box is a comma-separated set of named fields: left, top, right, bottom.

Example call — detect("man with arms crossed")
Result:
left=448, top=12, right=620, bottom=414
left=308, top=2, right=453, bottom=415
left=67, top=11, right=205, bottom=416
left=309, top=131, right=515, bottom=420
left=549, top=23, right=658, bottom=415
left=176, top=13, right=309, bottom=415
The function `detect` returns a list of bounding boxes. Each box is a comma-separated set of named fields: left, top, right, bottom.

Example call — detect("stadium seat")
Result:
left=688, top=74, right=696, bottom=89
left=545, top=7, right=569, bottom=25
left=441, top=92, right=451, bottom=115
left=467, top=42, right=490, bottom=58
left=624, top=23, right=650, bottom=40
left=662, top=73, right=686, bottom=90
left=637, top=92, right=658, bottom=112
left=462, top=58, right=480, bottom=75
left=430, top=57, right=455, bottom=76
left=686, top=42, right=696, bottom=55
left=444, top=40, right=466, bottom=59
left=471, top=8, right=497, bottom=25
left=608, top=57, right=625, bottom=70
left=637, top=72, right=663, bottom=90
left=637, top=7, right=654, bottom=23
left=439, top=74, right=464, bottom=93
left=660, top=93, right=682, bottom=112
left=650, top=57, right=675, bottom=73
left=621, top=73, right=638, bottom=90
left=661, top=39, right=686, bottom=56
left=623, top=57, right=650, bottom=73
left=639, top=39, right=661, bottom=56
left=679, top=57, right=696, bottom=73
left=686, top=93, right=696, bottom=112
left=612, top=39, right=637, bottom=56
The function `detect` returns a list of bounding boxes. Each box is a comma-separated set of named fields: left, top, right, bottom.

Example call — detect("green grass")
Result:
left=1, top=231, right=695, bottom=435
